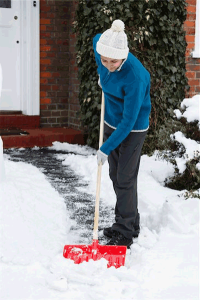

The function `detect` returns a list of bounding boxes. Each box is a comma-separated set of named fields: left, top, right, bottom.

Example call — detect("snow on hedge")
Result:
left=172, top=95, right=200, bottom=173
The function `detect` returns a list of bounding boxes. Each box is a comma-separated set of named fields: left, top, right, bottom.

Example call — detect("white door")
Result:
left=0, top=0, right=20, bottom=111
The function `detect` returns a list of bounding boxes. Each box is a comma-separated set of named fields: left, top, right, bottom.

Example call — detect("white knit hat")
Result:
left=96, top=20, right=129, bottom=60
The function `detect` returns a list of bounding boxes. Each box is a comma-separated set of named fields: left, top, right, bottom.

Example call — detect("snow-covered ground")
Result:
left=0, top=141, right=199, bottom=300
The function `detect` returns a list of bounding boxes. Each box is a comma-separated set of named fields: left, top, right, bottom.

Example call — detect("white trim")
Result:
left=20, top=0, right=40, bottom=115
left=192, top=0, right=200, bottom=58
left=104, top=121, right=149, bottom=132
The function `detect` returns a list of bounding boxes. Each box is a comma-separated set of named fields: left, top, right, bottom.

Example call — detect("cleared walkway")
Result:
left=5, top=147, right=113, bottom=244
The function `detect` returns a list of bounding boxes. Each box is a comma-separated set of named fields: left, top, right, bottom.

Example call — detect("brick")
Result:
left=184, top=27, right=195, bottom=35
left=40, top=25, right=46, bottom=31
left=60, top=111, right=68, bottom=117
left=41, top=85, right=51, bottom=92
left=40, top=32, right=51, bottom=38
left=40, top=65, right=47, bottom=72
left=186, top=5, right=196, bottom=13
left=40, top=104, right=48, bottom=110
left=196, top=72, right=200, bottom=78
left=40, top=5, right=51, bottom=12
left=52, top=72, right=61, bottom=78
left=41, top=72, right=52, bottom=78
left=52, top=85, right=60, bottom=91
left=187, top=14, right=196, bottom=21
left=48, top=92, right=57, bottom=98
left=59, top=117, right=68, bottom=123
left=47, top=79, right=56, bottom=85
left=186, top=71, right=196, bottom=79
left=195, top=86, right=200, bottom=92
left=41, top=110, right=52, bottom=117
left=40, top=52, right=47, bottom=58
left=186, top=42, right=195, bottom=49
left=52, top=111, right=61, bottom=117
left=40, top=98, right=51, bottom=104
left=189, top=65, right=200, bottom=71
left=47, top=118, right=57, bottom=123
left=40, top=79, right=48, bottom=84
left=46, top=52, right=56, bottom=58
left=45, top=26, right=54, bottom=32
left=184, top=20, right=195, bottom=28
left=40, top=45, right=52, bottom=52
left=185, top=35, right=195, bottom=42
left=186, top=0, right=196, bottom=5
left=40, top=59, right=51, bottom=65
left=46, top=66, right=57, bottom=72
left=59, top=99, right=69, bottom=104
left=47, top=105, right=57, bottom=110
left=40, top=19, right=52, bottom=25
left=40, top=118, right=48, bottom=124
left=188, top=79, right=200, bottom=86
left=40, top=91, right=47, bottom=97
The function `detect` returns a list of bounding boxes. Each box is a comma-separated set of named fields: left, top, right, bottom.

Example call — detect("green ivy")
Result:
left=73, top=0, right=189, bottom=152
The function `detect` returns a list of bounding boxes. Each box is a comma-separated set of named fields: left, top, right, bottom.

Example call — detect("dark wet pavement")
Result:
left=4, top=148, right=114, bottom=244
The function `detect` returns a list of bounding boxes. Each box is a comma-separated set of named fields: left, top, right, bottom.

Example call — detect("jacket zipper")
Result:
left=103, top=70, right=110, bottom=85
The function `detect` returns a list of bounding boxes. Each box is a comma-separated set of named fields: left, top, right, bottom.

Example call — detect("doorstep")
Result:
left=1, top=127, right=85, bottom=149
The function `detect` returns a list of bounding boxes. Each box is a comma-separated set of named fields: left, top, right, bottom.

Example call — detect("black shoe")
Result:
left=106, top=231, right=133, bottom=248
left=103, top=227, right=114, bottom=238
left=104, top=227, right=140, bottom=238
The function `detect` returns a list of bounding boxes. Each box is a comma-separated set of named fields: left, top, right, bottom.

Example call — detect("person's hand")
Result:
left=97, top=150, right=108, bottom=165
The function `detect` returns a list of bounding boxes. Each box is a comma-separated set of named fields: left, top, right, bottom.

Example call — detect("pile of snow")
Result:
left=0, top=94, right=199, bottom=299
left=174, top=95, right=200, bottom=128
left=172, top=95, right=200, bottom=173
left=0, top=143, right=198, bottom=299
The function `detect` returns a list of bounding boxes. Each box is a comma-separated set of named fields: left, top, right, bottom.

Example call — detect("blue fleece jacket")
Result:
left=93, top=34, right=151, bottom=156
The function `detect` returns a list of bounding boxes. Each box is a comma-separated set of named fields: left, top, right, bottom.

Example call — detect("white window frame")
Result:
left=192, top=0, right=200, bottom=58
left=20, top=0, right=40, bottom=115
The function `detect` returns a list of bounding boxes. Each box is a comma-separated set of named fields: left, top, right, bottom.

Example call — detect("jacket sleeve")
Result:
left=93, top=34, right=102, bottom=67
left=100, top=79, right=147, bottom=156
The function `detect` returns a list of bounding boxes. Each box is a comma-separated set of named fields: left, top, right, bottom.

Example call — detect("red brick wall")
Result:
left=184, top=0, right=200, bottom=97
left=40, top=0, right=81, bottom=129
left=68, top=1, right=81, bottom=129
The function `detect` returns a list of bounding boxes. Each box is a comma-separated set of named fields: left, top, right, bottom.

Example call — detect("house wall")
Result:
left=39, top=0, right=199, bottom=130
left=40, top=0, right=80, bottom=129
left=184, top=0, right=200, bottom=97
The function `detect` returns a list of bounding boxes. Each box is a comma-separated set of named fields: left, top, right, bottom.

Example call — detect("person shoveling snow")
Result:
left=94, top=19, right=151, bottom=247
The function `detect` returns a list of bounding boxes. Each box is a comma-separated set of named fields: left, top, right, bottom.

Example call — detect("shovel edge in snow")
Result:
left=63, top=239, right=127, bottom=268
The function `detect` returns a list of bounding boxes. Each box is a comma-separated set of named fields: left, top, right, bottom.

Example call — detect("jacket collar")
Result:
left=117, top=56, right=128, bottom=71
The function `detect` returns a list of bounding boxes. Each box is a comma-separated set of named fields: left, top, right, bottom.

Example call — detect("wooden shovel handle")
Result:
left=93, top=91, right=105, bottom=240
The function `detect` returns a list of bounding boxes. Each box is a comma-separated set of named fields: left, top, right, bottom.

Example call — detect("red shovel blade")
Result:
left=63, top=239, right=127, bottom=268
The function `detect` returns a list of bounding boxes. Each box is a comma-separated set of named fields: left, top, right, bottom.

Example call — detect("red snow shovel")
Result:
left=63, top=92, right=127, bottom=268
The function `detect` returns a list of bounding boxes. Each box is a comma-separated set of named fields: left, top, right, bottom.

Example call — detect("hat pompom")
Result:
left=111, top=20, right=125, bottom=32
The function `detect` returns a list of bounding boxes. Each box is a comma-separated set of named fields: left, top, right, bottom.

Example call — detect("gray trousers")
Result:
left=104, top=123, right=147, bottom=239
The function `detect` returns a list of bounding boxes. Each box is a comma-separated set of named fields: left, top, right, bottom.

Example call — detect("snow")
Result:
left=171, top=131, right=200, bottom=173
left=174, top=94, right=200, bottom=128
left=0, top=91, right=199, bottom=299
left=0, top=143, right=199, bottom=300
left=172, top=95, right=200, bottom=173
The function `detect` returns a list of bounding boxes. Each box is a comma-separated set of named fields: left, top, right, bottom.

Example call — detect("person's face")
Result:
left=101, top=56, right=123, bottom=72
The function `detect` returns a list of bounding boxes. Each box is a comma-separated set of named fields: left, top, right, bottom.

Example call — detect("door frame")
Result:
left=20, top=0, right=40, bottom=115
left=192, top=0, right=200, bottom=58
